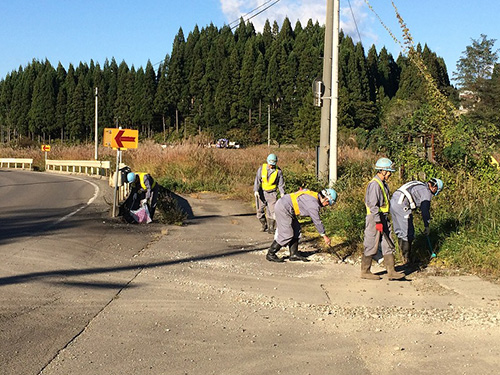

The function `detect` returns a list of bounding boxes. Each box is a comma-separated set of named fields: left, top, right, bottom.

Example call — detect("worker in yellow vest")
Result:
left=253, top=154, right=286, bottom=234
left=266, top=188, right=337, bottom=262
left=124, top=172, right=159, bottom=220
left=362, top=158, right=404, bottom=280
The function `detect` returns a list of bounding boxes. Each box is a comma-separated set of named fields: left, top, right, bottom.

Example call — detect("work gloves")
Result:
left=375, top=222, right=383, bottom=232
left=254, top=191, right=260, bottom=198
left=424, top=226, right=431, bottom=236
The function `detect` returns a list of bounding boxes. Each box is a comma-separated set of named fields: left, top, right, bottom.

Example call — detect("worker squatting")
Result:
left=255, top=154, right=443, bottom=281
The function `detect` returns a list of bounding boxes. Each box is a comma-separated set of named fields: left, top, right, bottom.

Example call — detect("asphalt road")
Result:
left=0, top=170, right=159, bottom=375
left=1, top=172, right=499, bottom=375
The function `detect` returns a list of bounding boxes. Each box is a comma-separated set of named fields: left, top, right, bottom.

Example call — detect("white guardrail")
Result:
left=45, top=159, right=112, bottom=176
left=44, top=159, right=130, bottom=201
left=0, top=158, right=33, bottom=170
left=0, top=158, right=129, bottom=201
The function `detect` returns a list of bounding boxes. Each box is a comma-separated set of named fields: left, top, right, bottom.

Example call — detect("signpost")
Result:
left=103, top=128, right=139, bottom=217
left=41, top=144, right=51, bottom=162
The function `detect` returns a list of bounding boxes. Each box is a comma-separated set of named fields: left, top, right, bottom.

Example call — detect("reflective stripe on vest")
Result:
left=138, top=173, right=156, bottom=190
left=365, top=178, right=389, bottom=214
left=290, top=190, right=318, bottom=216
left=261, top=163, right=278, bottom=191
left=396, top=181, right=425, bottom=210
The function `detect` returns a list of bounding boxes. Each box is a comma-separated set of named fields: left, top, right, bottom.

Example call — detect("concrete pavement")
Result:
left=39, top=192, right=500, bottom=375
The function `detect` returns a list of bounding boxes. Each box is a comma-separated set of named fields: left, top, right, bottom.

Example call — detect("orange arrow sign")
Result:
left=103, top=128, right=138, bottom=149
left=114, top=130, right=136, bottom=148
left=41, top=145, right=51, bottom=152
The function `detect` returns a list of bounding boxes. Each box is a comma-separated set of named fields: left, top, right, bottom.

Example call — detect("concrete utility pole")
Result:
left=329, top=0, right=340, bottom=186
left=318, top=0, right=339, bottom=186
left=94, top=87, right=99, bottom=160
left=318, top=0, right=334, bottom=182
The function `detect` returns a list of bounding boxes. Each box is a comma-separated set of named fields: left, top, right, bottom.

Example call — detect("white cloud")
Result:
left=220, top=0, right=378, bottom=46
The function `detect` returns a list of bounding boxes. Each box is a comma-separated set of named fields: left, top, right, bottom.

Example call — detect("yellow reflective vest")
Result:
left=261, top=163, right=278, bottom=191
left=137, top=173, right=157, bottom=190
left=290, top=190, right=318, bottom=215
left=365, top=177, right=389, bottom=214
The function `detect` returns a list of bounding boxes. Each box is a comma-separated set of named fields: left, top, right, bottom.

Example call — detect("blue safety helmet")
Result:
left=375, top=157, right=395, bottom=172
left=429, top=178, right=443, bottom=196
left=321, top=188, right=338, bottom=205
left=267, top=153, right=278, bottom=166
left=127, top=172, right=136, bottom=183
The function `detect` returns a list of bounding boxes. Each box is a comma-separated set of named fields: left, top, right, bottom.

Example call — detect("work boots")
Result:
left=259, top=217, right=268, bottom=232
left=360, top=255, right=381, bottom=280
left=383, top=253, right=405, bottom=280
left=288, top=238, right=309, bottom=262
left=266, top=240, right=284, bottom=262
left=400, top=240, right=411, bottom=265
left=267, top=219, right=276, bottom=234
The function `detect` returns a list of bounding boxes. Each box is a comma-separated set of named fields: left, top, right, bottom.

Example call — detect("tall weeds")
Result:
left=2, top=142, right=498, bottom=278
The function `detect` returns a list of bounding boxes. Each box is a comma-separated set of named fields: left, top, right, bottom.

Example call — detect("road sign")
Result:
left=103, top=128, right=138, bottom=149
left=41, top=145, right=51, bottom=152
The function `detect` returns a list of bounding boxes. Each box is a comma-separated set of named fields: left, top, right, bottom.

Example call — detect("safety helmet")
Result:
left=429, top=178, right=443, bottom=196
left=375, top=157, right=395, bottom=172
left=267, top=153, right=278, bottom=166
left=126, top=172, right=136, bottom=183
left=321, top=188, right=337, bottom=205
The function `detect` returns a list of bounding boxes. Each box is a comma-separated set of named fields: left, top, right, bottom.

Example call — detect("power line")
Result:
left=230, top=0, right=281, bottom=30
left=153, top=0, right=281, bottom=68
left=228, top=0, right=276, bottom=27
left=347, top=0, right=363, bottom=45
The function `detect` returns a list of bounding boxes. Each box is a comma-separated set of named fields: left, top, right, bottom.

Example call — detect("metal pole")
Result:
left=267, top=104, right=271, bottom=147
left=94, top=87, right=98, bottom=160
left=318, top=0, right=333, bottom=181
left=112, top=148, right=120, bottom=217
left=329, top=0, right=339, bottom=186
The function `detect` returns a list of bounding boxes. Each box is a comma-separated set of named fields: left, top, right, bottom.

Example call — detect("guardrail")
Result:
left=45, top=159, right=112, bottom=177
left=45, top=159, right=130, bottom=202
left=0, top=158, right=33, bottom=170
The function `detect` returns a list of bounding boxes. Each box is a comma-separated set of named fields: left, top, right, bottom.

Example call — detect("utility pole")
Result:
left=329, top=0, right=340, bottom=186
left=318, top=0, right=334, bottom=182
left=318, top=0, right=339, bottom=185
left=94, top=87, right=98, bottom=160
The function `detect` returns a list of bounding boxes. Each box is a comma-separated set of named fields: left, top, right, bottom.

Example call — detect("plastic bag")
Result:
left=129, top=202, right=152, bottom=224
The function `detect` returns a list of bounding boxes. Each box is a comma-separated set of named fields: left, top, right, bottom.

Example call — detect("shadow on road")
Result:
left=0, top=241, right=271, bottom=288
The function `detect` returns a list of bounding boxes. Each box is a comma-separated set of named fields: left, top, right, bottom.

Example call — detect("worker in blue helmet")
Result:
left=266, top=188, right=337, bottom=262
left=254, top=153, right=286, bottom=234
left=390, top=177, right=444, bottom=265
left=123, top=171, right=159, bottom=221
left=362, top=158, right=404, bottom=280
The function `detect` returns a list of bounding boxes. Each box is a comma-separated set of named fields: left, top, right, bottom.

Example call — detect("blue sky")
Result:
left=0, top=0, right=498, bottom=84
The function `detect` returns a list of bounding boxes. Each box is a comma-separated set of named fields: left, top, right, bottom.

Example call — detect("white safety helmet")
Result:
left=127, top=172, right=136, bottom=183
left=267, top=153, right=278, bottom=166
left=321, top=188, right=337, bottom=205
left=375, top=157, right=395, bottom=172
left=429, top=178, right=443, bottom=196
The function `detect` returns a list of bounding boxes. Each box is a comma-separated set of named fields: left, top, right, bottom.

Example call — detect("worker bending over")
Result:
left=124, top=172, right=159, bottom=220
left=390, top=178, right=443, bottom=264
left=266, top=188, right=337, bottom=262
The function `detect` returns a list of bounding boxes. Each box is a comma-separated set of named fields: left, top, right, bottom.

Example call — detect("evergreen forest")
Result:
left=0, top=18, right=456, bottom=149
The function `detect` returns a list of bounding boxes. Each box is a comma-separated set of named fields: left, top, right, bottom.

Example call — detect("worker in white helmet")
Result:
left=362, top=158, right=404, bottom=280
left=266, top=188, right=337, bottom=262
left=253, top=153, right=286, bottom=234
left=390, top=177, right=444, bottom=265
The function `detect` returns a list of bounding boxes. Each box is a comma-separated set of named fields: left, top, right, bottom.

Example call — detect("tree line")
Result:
left=0, top=17, right=478, bottom=155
